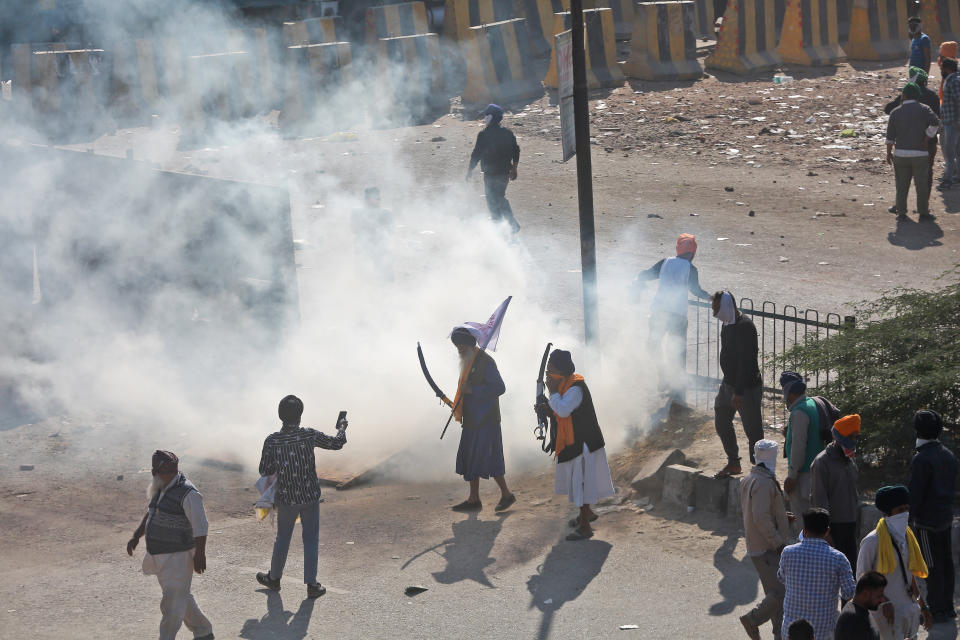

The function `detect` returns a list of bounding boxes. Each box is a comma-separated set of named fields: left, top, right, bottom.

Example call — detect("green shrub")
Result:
left=777, top=268, right=959, bottom=469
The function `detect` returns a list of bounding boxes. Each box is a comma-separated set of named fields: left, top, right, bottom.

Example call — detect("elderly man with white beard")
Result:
left=127, top=450, right=214, bottom=640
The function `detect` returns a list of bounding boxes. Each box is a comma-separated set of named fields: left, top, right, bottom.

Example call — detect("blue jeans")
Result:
left=270, top=501, right=320, bottom=585
left=942, top=125, right=960, bottom=184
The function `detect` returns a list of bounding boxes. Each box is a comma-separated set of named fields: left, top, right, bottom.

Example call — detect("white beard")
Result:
left=458, top=348, right=476, bottom=375
left=147, top=475, right=164, bottom=500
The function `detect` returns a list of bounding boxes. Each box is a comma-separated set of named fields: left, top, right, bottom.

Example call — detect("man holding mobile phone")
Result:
left=256, top=395, right=347, bottom=598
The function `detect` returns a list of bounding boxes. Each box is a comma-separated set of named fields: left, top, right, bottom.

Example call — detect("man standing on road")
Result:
left=810, top=414, right=861, bottom=573
left=126, top=450, right=215, bottom=640
left=856, top=485, right=932, bottom=640
left=712, top=291, right=764, bottom=479
left=256, top=395, right=347, bottom=599
left=779, top=372, right=824, bottom=523
left=633, top=233, right=711, bottom=403
left=543, top=349, right=614, bottom=541
left=885, top=67, right=941, bottom=204
left=739, top=439, right=792, bottom=640
left=907, top=17, right=931, bottom=74
left=938, top=58, right=960, bottom=191
left=779, top=508, right=856, bottom=640
left=833, top=571, right=888, bottom=640
left=886, top=83, right=941, bottom=220
left=908, top=409, right=958, bottom=623
left=938, top=43, right=957, bottom=101
left=450, top=326, right=515, bottom=512
left=466, top=104, right=521, bottom=234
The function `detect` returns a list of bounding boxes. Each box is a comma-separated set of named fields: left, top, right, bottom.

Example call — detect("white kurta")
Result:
left=549, top=386, right=615, bottom=507
left=856, top=530, right=921, bottom=640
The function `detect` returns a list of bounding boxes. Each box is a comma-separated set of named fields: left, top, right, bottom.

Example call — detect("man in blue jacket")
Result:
left=908, top=409, right=958, bottom=623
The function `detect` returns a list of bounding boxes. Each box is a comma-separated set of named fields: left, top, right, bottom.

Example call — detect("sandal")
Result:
left=713, top=463, right=742, bottom=479
left=565, top=529, right=594, bottom=541
left=494, top=493, right=516, bottom=512
left=451, top=500, right=482, bottom=512
left=568, top=514, right=599, bottom=528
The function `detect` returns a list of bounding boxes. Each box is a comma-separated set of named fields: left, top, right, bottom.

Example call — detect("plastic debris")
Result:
left=405, top=586, right=429, bottom=596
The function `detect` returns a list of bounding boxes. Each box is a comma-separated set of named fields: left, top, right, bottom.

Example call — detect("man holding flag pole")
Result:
left=419, top=297, right=516, bottom=512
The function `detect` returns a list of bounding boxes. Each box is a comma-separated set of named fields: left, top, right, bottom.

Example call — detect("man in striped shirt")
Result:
left=256, top=395, right=347, bottom=598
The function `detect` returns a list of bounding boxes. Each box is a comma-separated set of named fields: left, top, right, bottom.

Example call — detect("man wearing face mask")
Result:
left=711, top=290, right=764, bottom=479
left=739, top=439, right=792, bottom=640
left=907, top=409, right=958, bottom=623
left=779, top=371, right=824, bottom=526
left=810, top=414, right=861, bottom=573
left=856, top=485, right=932, bottom=640
left=907, top=17, right=931, bottom=75
left=466, top=104, right=521, bottom=234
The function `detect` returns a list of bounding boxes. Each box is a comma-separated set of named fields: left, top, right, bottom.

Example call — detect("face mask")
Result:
left=759, top=459, right=777, bottom=475
left=484, top=115, right=493, bottom=127
left=885, top=512, right=910, bottom=541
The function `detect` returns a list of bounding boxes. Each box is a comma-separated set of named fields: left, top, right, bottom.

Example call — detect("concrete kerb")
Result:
left=661, top=463, right=700, bottom=510
left=630, top=448, right=687, bottom=499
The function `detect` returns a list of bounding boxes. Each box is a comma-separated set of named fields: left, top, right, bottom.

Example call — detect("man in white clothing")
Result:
left=127, top=450, right=214, bottom=640
left=541, top=349, right=614, bottom=541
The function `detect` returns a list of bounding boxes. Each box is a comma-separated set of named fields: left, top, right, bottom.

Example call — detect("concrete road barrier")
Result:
left=845, top=0, right=910, bottom=60
left=726, top=476, right=742, bottom=518
left=13, top=47, right=106, bottom=118
left=692, top=0, right=716, bottom=39
left=377, top=33, right=448, bottom=117
left=365, top=1, right=431, bottom=45
left=662, top=463, right=700, bottom=510
left=777, top=0, right=847, bottom=66
left=695, top=473, right=729, bottom=514
left=921, top=0, right=960, bottom=49
left=599, top=0, right=636, bottom=40
left=462, top=18, right=543, bottom=107
left=280, top=42, right=352, bottom=131
left=442, top=0, right=521, bottom=42
left=544, top=7, right=624, bottom=88
left=624, top=1, right=703, bottom=81
left=283, top=17, right=342, bottom=46
left=705, top=0, right=783, bottom=74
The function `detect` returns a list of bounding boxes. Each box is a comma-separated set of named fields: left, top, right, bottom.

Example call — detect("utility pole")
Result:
left=570, top=0, right=598, bottom=346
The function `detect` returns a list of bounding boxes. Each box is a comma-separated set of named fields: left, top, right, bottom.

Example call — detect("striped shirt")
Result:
left=259, top=424, right=346, bottom=505
left=943, top=72, right=960, bottom=125
left=778, top=536, right=856, bottom=640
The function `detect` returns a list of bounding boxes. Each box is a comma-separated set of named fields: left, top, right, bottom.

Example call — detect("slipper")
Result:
left=565, top=529, right=594, bottom=541
left=494, top=493, right=516, bottom=512
left=713, top=465, right=742, bottom=479
left=568, top=514, right=599, bottom=528
left=451, top=500, right=482, bottom=512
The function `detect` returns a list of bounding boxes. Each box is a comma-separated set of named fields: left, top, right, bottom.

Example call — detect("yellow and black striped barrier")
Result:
left=365, top=2, right=431, bottom=45
left=692, top=0, right=716, bottom=38
left=921, top=0, right=960, bottom=49
left=845, top=0, right=910, bottom=60
left=283, top=17, right=342, bottom=46
left=377, top=33, right=448, bottom=117
left=442, top=0, right=521, bottom=42
left=13, top=46, right=106, bottom=117
left=705, top=0, right=783, bottom=74
left=600, top=0, right=635, bottom=40
left=280, top=42, right=352, bottom=130
left=522, top=0, right=569, bottom=57
left=777, top=0, right=846, bottom=65
left=624, top=1, right=703, bottom=80
left=544, top=7, right=624, bottom=88
left=462, top=18, right=543, bottom=106
left=107, top=39, right=187, bottom=117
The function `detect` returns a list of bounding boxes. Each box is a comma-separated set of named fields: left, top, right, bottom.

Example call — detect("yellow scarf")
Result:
left=875, top=518, right=928, bottom=579
left=553, top=374, right=585, bottom=457
left=452, top=349, right=479, bottom=424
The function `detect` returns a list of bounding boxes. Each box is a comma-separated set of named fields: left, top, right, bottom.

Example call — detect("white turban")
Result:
left=754, top=439, right=779, bottom=473
left=717, top=292, right=737, bottom=326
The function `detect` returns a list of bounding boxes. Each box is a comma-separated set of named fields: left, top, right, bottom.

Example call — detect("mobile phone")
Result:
left=336, top=410, right=348, bottom=430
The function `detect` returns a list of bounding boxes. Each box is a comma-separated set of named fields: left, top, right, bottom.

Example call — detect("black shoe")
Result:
left=307, top=583, right=327, bottom=598
left=919, top=212, right=937, bottom=221
left=195, top=635, right=215, bottom=640
left=256, top=571, right=281, bottom=591
left=888, top=205, right=900, bottom=214
left=451, top=500, right=482, bottom=512
left=494, top=493, right=516, bottom=512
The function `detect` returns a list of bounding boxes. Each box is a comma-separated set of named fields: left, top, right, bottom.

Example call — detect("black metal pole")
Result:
left=570, top=0, right=598, bottom=346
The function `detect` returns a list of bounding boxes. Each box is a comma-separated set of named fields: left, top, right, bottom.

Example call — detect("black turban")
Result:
left=875, top=485, right=910, bottom=515
left=548, top=349, right=575, bottom=376
left=278, top=394, right=304, bottom=424
left=914, top=409, right=943, bottom=439
left=450, top=327, right=477, bottom=346
left=152, top=450, right=179, bottom=475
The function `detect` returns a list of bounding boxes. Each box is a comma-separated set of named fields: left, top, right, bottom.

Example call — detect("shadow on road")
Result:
left=239, top=589, right=316, bottom=640
left=526, top=538, right=612, bottom=640
left=708, top=532, right=758, bottom=616
left=928, top=620, right=959, bottom=640
left=887, top=216, right=944, bottom=250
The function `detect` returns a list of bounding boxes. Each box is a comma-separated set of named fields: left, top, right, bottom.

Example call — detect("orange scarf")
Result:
left=452, top=349, right=479, bottom=423
left=553, top=374, right=584, bottom=457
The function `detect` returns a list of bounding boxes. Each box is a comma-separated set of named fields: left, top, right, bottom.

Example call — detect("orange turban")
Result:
left=834, top=414, right=861, bottom=437
left=676, top=233, right=697, bottom=256
left=940, top=41, right=958, bottom=61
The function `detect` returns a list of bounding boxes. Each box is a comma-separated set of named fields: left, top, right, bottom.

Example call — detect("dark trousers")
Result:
left=747, top=549, right=785, bottom=639
left=829, top=521, right=858, bottom=575
left=893, top=155, right=931, bottom=215
left=714, top=383, right=764, bottom=464
left=919, top=527, right=956, bottom=615
left=483, top=173, right=521, bottom=232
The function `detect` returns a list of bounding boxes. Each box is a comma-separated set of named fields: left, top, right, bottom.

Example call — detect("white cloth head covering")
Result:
left=717, top=292, right=737, bottom=325
left=754, top=439, right=779, bottom=473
